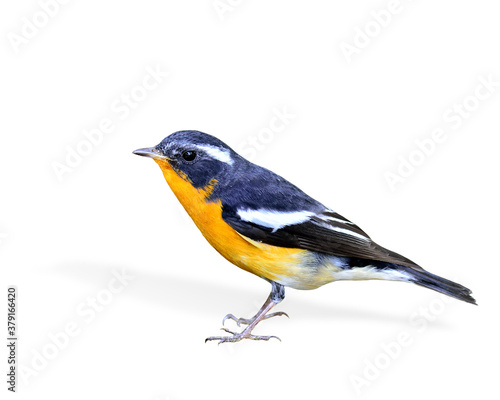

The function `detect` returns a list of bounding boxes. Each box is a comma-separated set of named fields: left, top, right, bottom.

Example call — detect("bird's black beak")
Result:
left=132, top=147, right=170, bottom=160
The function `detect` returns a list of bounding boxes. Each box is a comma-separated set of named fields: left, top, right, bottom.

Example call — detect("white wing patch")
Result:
left=196, top=145, right=233, bottom=165
left=315, top=217, right=370, bottom=242
left=319, top=213, right=356, bottom=225
left=326, top=225, right=370, bottom=241
left=236, top=208, right=371, bottom=240
left=237, top=209, right=314, bottom=232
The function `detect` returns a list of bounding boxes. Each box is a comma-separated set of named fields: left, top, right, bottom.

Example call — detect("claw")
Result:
left=248, top=334, right=281, bottom=342
left=207, top=287, right=287, bottom=344
left=265, top=311, right=289, bottom=320
left=222, top=311, right=289, bottom=327
left=205, top=332, right=281, bottom=344
left=222, top=314, right=252, bottom=327
left=206, top=316, right=285, bottom=344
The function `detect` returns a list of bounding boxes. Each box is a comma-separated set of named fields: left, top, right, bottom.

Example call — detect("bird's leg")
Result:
left=222, top=306, right=288, bottom=327
left=205, top=281, right=287, bottom=344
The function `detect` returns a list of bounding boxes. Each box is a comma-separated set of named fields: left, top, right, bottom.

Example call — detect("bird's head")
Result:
left=133, top=130, right=237, bottom=189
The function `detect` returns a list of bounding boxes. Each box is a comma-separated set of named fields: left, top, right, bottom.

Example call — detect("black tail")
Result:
left=402, top=267, right=477, bottom=305
left=345, top=257, right=477, bottom=305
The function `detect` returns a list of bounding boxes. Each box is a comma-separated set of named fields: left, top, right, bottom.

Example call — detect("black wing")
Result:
left=222, top=207, right=422, bottom=270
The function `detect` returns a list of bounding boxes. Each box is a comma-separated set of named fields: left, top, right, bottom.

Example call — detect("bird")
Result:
left=133, top=130, right=476, bottom=343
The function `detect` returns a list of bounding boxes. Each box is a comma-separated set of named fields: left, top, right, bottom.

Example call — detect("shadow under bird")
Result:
left=133, top=130, right=476, bottom=343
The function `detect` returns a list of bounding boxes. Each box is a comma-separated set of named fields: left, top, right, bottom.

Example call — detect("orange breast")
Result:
left=154, top=160, right=311, bottom=284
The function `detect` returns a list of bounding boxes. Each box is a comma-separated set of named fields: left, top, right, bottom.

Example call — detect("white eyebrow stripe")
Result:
left=237, top=209, right=314, bottom=232
left=195, top=145, right=233, bottom=165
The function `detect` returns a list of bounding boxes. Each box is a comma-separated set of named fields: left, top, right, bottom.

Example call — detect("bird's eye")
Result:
left=182, top=150, right=197, bottom=161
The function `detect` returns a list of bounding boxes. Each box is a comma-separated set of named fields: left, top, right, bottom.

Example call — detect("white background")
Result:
left=1, top=1, right=499, bottom=399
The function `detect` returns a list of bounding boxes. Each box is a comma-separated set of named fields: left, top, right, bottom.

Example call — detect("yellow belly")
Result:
left=154, top=160, right=335, bottom=289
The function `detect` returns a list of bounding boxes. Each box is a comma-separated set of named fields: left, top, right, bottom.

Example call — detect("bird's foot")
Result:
left=222, top=311, right=289, bottom=327
left=205, top=328, right=281, bottom=344
left=206, top=285, right=287, bottom=344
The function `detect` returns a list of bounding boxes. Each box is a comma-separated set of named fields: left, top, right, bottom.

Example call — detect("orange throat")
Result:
left=153, top=159, right=312, bottom=285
